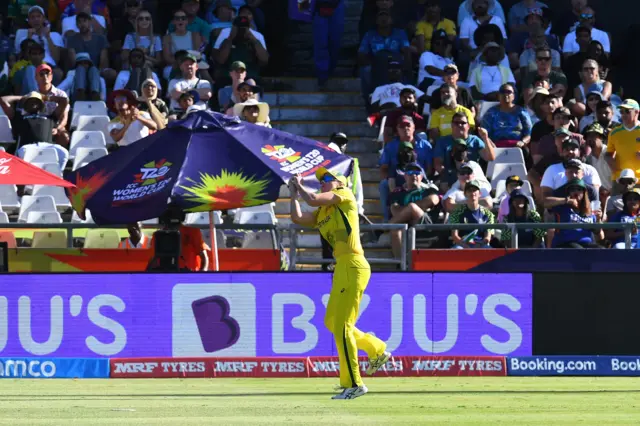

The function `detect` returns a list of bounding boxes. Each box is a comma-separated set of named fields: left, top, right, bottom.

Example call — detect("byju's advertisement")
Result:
left=0, top=273, right=532, bottom=358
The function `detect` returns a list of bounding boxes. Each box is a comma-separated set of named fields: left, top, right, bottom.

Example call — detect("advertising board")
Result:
left=508, top=356, right=640, bottom=376
left=0, top=357, right=109, bottom=378
left=0, top=273, right=532, bottom=358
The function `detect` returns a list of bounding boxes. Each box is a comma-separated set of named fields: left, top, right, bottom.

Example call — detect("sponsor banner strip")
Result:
left=507, top=356, right=640, bottom=376
left=0, top=357, right=109, bottom=378
left=110, top=356, right=507, bottom=378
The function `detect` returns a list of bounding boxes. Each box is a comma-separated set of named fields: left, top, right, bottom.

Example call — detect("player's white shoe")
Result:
left=366, top=351, right=392, bottom=375
left=331, top=385, right=368, bottom=400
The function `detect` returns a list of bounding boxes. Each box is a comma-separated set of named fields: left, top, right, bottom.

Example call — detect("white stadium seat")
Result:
left=242, top=231, right=275, bottom=249
left=71, top=209, right=94, bottom=224
left=27, top=211, right=63, bottom=224
left=69, top=131, right=106, bottom=158
left=234, top=208, right=277, bottom=225
left=21, top=146, right=59, bottom=164
left=32, top=231, right=67, bottom=248
left=73, top=147, right=108, bottom=170
left=18, top=195, right=56, bottom=222
left=32, top=162, right=62, bottom=176
left=75, top=115, right=113, bottom=145
left=0, top=211, right=8, bottom=223
left=32, top=185, right=71, bottom=211
left=0, top=186, right=20, bottom=212
left=490, top=163, right=528, bottom=189
left=83, top=229, right=121, bottom=248
left=0, top=116, right=14, bottom=143
left=486, top=148, right=526, bottom=180
left=71, top=101, right=108, bottom=127
left=185, top=211, right=222, bottom=225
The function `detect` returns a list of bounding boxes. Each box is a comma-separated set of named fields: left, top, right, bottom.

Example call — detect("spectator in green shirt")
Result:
left=449, top=180, right=495, bottom=248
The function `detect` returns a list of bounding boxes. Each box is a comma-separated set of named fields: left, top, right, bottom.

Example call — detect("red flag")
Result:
left=0, top=151, right=75, bottom=187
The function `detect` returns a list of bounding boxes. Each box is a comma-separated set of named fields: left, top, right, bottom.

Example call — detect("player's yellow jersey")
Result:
left=313, top=187, right=364, bottom=258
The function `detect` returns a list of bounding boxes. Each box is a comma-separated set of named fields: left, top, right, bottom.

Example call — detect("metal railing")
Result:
left=287, top=223, right=409, bottom=270
left=0, top=223, right=279, bottom=249
left=409, top=222, right=636, bottom=250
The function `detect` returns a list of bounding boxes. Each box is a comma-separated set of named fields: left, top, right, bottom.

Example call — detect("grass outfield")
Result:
left=0, top=378, right=639, bottom=425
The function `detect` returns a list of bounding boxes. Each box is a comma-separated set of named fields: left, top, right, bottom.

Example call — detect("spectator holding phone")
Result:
left=606, top=188, right=640, bottom=249
left=212, top=6, right=269, bottom=83
left=551, top=178, right=604, bottom=248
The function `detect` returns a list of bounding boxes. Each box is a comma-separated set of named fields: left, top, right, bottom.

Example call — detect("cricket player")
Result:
left=289, top=168, right=391, bottom=400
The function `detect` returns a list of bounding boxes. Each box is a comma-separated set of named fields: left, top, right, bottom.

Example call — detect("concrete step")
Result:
left=291, top=51, right=357, bottom=68
left=298, top=17, right=359, bottom=34
left=273, top=121, right=377, bottom=137
left=276, top=198, right=382, bottom=216
left=279, top=181, right=379, bottom=198
left=263, top=92, right=363, bottom=107
left=289, top=32, right=362, bottom=49
left=312, top=137, right=379, bottom=153
left=284, top=66, right=356, bottom=78
left=271, top=106, right=364, bottom=121
left=360, top=167, right=381, bottom=183
left=262, top=77, right=360, bottom=92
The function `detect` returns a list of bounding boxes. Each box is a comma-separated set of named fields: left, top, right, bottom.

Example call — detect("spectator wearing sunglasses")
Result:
left=606, top=188, right=640, bottom=249
left=562, top=6, right=610, bottom=57
left=122, top=10, right=162, bottom=69
left=448, top=180, right=495, bottom=249
left=606, top=170, right=638, bottom=217
left=522, top=46, right=567, bottom=106
left=388, top=162, right=440, bottom=258
left=482, top=83, right=532, bottom=148
left=571, top=59, right=611, bottom=118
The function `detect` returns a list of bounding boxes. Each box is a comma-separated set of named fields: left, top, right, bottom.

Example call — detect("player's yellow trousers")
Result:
left=324, top=254, right=387, bottom=388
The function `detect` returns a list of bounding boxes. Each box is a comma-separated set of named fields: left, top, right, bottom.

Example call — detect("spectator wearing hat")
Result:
left=310, top=0, right=344, bottom=89
left=427, top=64, right=475, bottom=115
left=325, top=132, right=364, bottom=215
left=507, top=0, right=547, bottom=34
left=138, top=78, right=168, bottom=130
left=466, top=23, right=509, bottom=79
left=414, top=0, right=455, bottom=54
left=388, top=162, right=440, bottom=258
left=57, top=52, right=107, bottom=101
left=506, top=7, right=557, bottom=59
left=605, top=188, right=640, bottom=249
left=232, top=98, right=270, bottom=127
left=66, top=12, right=112, bottom=93
left=459, top=0, right=507, bottom=55
left=1, top=91, right=69, bottom=171
left=218, top=61, right=260, bottom=112
left=606, top=99, right=640, bottom=194
left=525, top=86, right=550, bottom=126
left=583, top=122, right=612, bottom=190
left=108, top=89, right=157, bottom=146
left=381, top=87, right=426, bottom=142
left=469, top=42, right=515, bottom=103
left=416, top=29, right=454, bottom=91
left=358, top=10, right=410, bottom=101
left=14, top=6, right=64, bottom=88
left=530, top=106, right=582, bottom=166
left=224, top=80, right=260, bottom=115
left=448, top=179, right=495, bottom=249
left=434, top=111, right=495, bottom=176
left=167, top=53, right=212, bottom=111
left=206, top=0, right=234, bottom=37
left=162, top=10, right=205, bottom=81
left=60, top=0, right=106, bottom=35
left=482, top=82, right=532, bottom=148
left=550, top=178, right=604, bottom=248
left=121, top=9, right=162, bottom=69
left=497, top=175, right=535, bottom=221
left=379, top=115, right=433, bottom=221
left=114, top=47, right=161, bottom=94
left=442, top=162, right=492, bottom=213
left=606, top=169, right=638, bottom=217
left=499, top=188, right=545, bottom=248
left=428, top=83, right=475, bottom=142
left=522, top=46, right=567, bottom=106
left=212, top=6, right=269, bottom=83
left=562, top=6, right=610, bottom=56
left=167, top=0, right=212, bottom=42
left=541, top=155, right=601, bottom=210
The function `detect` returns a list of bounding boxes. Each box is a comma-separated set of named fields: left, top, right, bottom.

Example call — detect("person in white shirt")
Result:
left=417, top=29, right=454, bottom=89
left=108, top=89, right=158, bottom=146
left=460, top=0, right=507, bottom=52
left=443, top=161, right=493, bottom=212
left=562, top=7, right=610, bottom=56
left=61, top=0, right=106, bottom=35
left=119, top=222, right=151, bottom=249
left=114, top=48, right=162, bottom=92
left=14, top=6, right=64, bottom=83
left=583, top=123, right=611, bottom=191
left=167, top=53, right=212, bottom=111
left=469, top=42, right=515, bottom=102
left=370, top=62, right=424, bottom=110
left=541, top=140, right=601, bottom=197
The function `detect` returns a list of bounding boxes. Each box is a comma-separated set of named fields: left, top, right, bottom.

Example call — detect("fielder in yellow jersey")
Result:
left=289, top=167, right=391, bottom=400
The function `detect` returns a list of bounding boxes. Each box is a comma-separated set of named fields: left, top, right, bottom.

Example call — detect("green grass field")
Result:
left=1, top=378, right=639, bottom=425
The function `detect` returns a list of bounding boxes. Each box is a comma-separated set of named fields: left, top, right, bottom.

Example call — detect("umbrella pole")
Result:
left=209, top=211, right=219, bottom=271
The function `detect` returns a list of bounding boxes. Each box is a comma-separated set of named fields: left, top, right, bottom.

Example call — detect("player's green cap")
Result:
left=315, top=167, right=348, bottom=185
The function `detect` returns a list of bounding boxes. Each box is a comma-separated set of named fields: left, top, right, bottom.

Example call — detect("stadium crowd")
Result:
left=359, top=0, right=640, bottom=252
left=0, top=0, right=639, bottom=255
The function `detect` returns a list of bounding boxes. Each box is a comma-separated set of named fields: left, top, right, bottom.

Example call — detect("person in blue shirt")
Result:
left=358, top=9, right=410, bottom=101
left=448, top=180, right=495, bottom=249
left=551, top=178, right=604, bottom=248
left=606, top=188, right=640, bottom=249
left=482, top=83, right=532, bottom=147
left=434, top=111, right=496, bottom=174
left=379, top=115, right=433, bottom=221
left=312, top=0, right=344, bottom=89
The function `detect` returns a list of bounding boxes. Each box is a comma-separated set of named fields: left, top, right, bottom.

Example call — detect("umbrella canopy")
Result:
left=65, top=111, right=353, bottom=224
left=0, top=150, right=75, bottom=187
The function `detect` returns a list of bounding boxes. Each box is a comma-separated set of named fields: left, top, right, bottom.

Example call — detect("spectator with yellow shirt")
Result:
left=606, top=99, right=640, bottom=195
left=413, top=0, right=456, bottom=54
left=428, top=83, right=475, bottom=142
